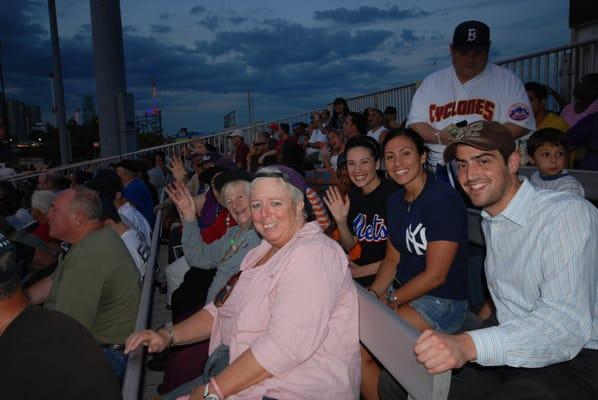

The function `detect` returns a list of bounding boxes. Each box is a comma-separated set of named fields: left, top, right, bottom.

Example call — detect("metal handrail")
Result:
left=3, top=122, right=262, bottom=183
left=121, top=190, right=165, bottom=400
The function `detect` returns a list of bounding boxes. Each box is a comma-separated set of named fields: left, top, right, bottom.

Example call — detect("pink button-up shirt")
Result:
left=204, top=221, right=360, bottom=399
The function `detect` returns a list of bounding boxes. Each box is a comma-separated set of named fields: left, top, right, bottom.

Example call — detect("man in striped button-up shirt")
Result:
left=413, top=121, right=598, bottom=400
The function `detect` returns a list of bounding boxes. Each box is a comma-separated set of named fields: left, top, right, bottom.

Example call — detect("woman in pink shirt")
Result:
left=126, top=165, right=361, bottom=400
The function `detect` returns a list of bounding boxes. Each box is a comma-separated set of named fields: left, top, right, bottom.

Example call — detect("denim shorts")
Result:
left=409, top=295, right=468, bottom=334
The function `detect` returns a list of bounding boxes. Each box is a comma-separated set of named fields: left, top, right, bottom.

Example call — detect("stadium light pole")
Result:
left=47, top=0, right=72, bottom=164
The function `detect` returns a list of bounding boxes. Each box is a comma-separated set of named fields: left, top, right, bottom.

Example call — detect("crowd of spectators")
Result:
left=0, top=18, right=597, bottom=400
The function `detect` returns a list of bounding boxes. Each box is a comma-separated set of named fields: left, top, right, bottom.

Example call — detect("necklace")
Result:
left=405, top=174, right=427, bottom=213
left=220, top=226, right=251, bottom=263
left=254, top=247, right=278, bottom=267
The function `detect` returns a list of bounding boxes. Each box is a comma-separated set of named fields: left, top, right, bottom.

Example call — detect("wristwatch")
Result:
left=387, top=291, right=401, bottom=310
left=203, top=383, right=221, bottom=400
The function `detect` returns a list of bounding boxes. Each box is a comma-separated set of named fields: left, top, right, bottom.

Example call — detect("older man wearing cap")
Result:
left=0, top=233, right=122, bottom=399
left=401, top=121, right=598, bottom=400
left=407, top=20, right=535, bottom=173
left=228, top=130, right=250, bottom=170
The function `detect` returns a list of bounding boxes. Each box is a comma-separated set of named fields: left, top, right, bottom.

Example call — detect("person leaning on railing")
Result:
left=125, top=165, right=361, bottom=400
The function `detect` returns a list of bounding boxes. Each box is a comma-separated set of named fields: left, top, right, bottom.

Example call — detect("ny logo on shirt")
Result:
left=406, top=223, right=427, bottom=255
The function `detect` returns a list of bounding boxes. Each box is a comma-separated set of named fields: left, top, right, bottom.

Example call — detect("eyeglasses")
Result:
left=253, top=141, right=267, bottom=146
left=214, top=271, right=242, bottom=308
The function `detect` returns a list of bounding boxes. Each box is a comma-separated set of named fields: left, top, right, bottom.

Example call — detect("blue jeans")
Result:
left=101, top=346, right=128, bottom=383
left=410, top=295, right=468, bottom=334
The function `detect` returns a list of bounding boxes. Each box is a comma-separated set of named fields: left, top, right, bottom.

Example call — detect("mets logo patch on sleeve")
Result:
left=508, top=103, right=530, bottom=121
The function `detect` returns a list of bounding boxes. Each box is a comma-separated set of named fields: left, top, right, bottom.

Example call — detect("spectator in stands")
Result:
left=126, top=165, right=360, bottom=399
left=407, top=20, right=534, bottom=174
left=525, top=82, right=570, bottom=132
left=0, top=233, right=122, bottom=400
left=30, top=190, right=56, bottom=243
left=145, top=153, right=167, bottom=189
left=305, top=110, right=329, bottom=165
left=367, top=128, right=469, bottom=400
left=115, top=159, right=156, bottom=226
left=407, top=120, right=598, bottom=400
left=344, top=111, right=368, bottom=139
left=384, top=106, right=401, bottom=129
left=100, top=196, right=150, bottom=280
left=167, top=171, right=259, bottom=304
left=292, top=122, right=309, bottom=148
left=563, top=112, right=598, bottom=170
left=275, top=123, right=295, bottom=149
left=228, top=130, right=250, bottom=170
left=37, top=171, right=60, bottom=192
left=560, top=73, right=598, bottom=127
left=91, top=169, right=152, bottom=244
left=246, top=131, right=276, bottom=173
left=330, top=97, right=350, bottom=130
left=307, top=126, right=346, bottom=189
left=367, top=108, right=389, bottom=144
left=325, top=136, right=397, bottom=288
left=527, top=128, right=585, bottom=196
left=30, top=187, right=141, bottom=381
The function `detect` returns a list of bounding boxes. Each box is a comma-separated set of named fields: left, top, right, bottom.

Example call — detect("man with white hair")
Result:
left=30, top=187, right=140, bottom=381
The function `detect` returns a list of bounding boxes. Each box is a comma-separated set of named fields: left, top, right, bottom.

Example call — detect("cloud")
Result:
left=160, top=12, right=171, bottom=20
left=314, top=6, right=429, bottom=24
left=150, top=24, right=172, bottom=34
left=190, top=5, right=205, bottom=15
left=195, top=19, right=393, bottom=68
left=123, top=25, right=138, bottom=34
left=198, top=16, right=220, bottom=31
left=400, top=29, right=422, bottom=43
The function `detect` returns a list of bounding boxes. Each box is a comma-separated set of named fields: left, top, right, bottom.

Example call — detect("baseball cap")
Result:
left=228, top=130, right=243, bottom=138
left=213, top=170, right=253, bottom=193
left=452, top=20, right=491, bottom=51
left=254, top=165, right=307, bottom=194
left=443, top=121, right=516, bottom=163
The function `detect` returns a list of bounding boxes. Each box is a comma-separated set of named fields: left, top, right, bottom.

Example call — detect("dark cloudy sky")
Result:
left=1, top=0, right=569, bottom=135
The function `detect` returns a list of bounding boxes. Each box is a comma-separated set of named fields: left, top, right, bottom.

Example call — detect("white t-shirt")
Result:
left=307, top=129, right=328, bottom=156
left=407, top=63, right=536, bottom=166
left=529, top=170, right=585, bottom=197
left=367, top=126, right=388, bottom=143
left=118, top=202, right=152, bottom=247
left=121, top=228, right=150, bottom=280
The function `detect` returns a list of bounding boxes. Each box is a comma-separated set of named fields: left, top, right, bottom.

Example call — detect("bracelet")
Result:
left=367, top=288, right=380, bottom=298
left=203, top=382, right=220, bottom=400
left=387, top=291, right=401, bottom=310
left=210, top=377, right=224, bottom=399
left=161, top=325, right=175, bottom=348
left=434, top=130, right=442, bottom=145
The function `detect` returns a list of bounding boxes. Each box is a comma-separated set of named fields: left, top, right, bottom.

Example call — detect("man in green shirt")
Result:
left=41, top=187, right=140, bottom=381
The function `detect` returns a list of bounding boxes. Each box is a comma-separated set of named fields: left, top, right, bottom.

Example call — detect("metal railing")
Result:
left=497, top=38, right=598, bottom=110
left=2, top=122, right=262, bottom=183
left=121, top=190, right=165, bottom=400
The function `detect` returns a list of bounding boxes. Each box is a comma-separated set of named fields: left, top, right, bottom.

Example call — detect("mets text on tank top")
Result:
left=352, top=213, right=387, bottom=242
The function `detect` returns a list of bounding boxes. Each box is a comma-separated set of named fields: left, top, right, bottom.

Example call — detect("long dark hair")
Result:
left=330, top=97, right=350, bottom=130
left=382, top=128, right=430, bottom=171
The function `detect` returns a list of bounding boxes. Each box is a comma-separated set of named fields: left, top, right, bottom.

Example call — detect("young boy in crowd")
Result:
left=527, top=128, right=585, bottom=196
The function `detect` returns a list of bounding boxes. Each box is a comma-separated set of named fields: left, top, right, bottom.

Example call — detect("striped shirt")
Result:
left=529, top=170, right=585, bottom=197
left=306, top=187, right=331, bottom=231
left=468, top=179, right=598, bottom=367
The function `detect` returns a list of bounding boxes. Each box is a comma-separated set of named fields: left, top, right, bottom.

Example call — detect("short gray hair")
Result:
left=31, top=190, right=57, bottom=215
left=251, top=166, right=304, bottom=206
left=69, top=187, right=102, bottom=221
left=221, top=180, right=251, bottom=203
